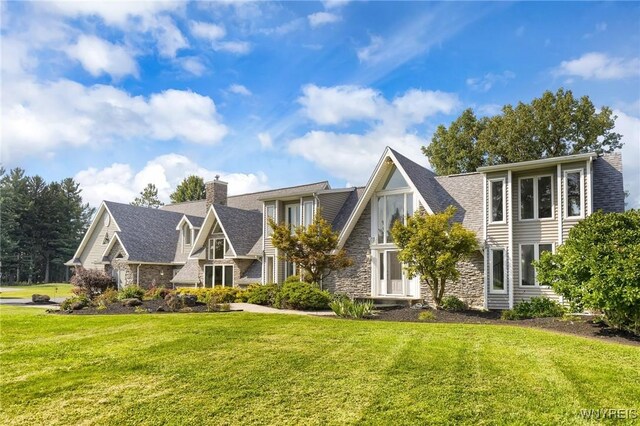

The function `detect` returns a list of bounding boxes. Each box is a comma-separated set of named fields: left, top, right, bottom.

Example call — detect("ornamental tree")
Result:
left=269, top=208, right=352, bottom=286
left=170, top=175, right=206, bottom=203
left=390, top=206, right=479, bottom=308
left=535, top=210, right=640, bottom=335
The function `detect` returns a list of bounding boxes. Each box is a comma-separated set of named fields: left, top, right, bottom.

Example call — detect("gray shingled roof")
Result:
left=237, top=260, right=262, bottom=284
left=332, top=187, right=365, bottom=233
left=160, top=200, right=207, bottom=217
left=213, top=204, right=263, bottom=256
left=171, top=258, right=200, bottom=284
left=105, top=201, right=202, bottom=263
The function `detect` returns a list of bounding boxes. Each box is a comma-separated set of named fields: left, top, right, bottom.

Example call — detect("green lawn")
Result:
left=0, top=283, right=73, bottom=299
left=1, top=307, right=638, bottom=425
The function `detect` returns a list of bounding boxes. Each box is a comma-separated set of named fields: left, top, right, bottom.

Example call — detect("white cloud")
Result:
left=180, top=57, right=207, bottom=76
left=257, top=132, right=273, bottom=150
left=466, top=71, right=515, bottom=92
left=308, top=12, right=341, bottom=28
left=229, top=84, right=252, bottom=96
left=613, top=110, right=640, bottom=209
left=65, top=35, right=138, bottom=78
left=356, top=35, right=384, bottom=63
left=1, top=78, right=228, bottom=162
left=554, top=52, right=640, bottom=80
left=75, top=154, right=270, bottom=207
left=212, top=40, right=251, bottom=54
left=322, top=0, right=350, bottom=9
left=189, top=21, right=226, bottom=40
left=151, top=16, right=189, bottom=58
left=290, top=85, right=459, bottom=183
left=45, top=1, right=184, bottom=26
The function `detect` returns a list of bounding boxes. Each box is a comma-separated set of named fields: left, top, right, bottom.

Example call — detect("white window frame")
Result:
left=265, top=255, right=275, bottom=284
left=302, top=200, right=314, bottom=228
left=518, top=174, right=555, bottom=221
left=284, top=260, right=297, bottom=279
left=284, top=203, right=300, bottom=232
left=563, top=169, right=585, bottom=219
left=182, top=224, right=192, bottom=252
left=489, top=247, right=507, bottom=294
left=265, top=204, right=276, bottom=237
left=374, top=189, right=414, bottom=245
left=519, top=242, right=555, bottom=287
left=209, top=238, right=225, bottom=260
left=212, top=264, right=233, bottom=287
left=488, top=178, right=506, bottom=225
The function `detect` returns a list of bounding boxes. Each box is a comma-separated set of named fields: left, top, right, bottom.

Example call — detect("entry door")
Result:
left=380, top=250, right=404, bottom=295
left=117, top=269, right=127, bottom=289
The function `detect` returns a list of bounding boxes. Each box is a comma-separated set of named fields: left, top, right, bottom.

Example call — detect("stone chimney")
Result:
left=205, top=175, right=228, bottom=210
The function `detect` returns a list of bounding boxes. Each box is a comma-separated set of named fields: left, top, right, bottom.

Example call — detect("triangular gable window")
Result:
left=382, top=166, right=408, bottom=190
left=213, top=223, right=222, bottom=234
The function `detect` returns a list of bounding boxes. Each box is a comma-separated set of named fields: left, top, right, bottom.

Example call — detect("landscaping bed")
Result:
left=370, top=307, right=640, bottom=346
left=53, top=299, right=241, bottom=315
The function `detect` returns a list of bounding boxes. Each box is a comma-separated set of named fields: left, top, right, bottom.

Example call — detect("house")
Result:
left=66, top=147, right=624, bottom=309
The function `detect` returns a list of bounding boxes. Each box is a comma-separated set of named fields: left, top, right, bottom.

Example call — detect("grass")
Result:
left=1, top=306, right=638, bottom=425
left=0, top=283, right=73, bottom=299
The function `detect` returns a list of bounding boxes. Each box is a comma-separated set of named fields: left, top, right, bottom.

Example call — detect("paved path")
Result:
left=0, top=297, right=64, bottom=307
left=230, top=303, right=335, bottom=316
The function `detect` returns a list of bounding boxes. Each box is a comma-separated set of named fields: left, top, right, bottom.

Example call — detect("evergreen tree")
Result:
left=131, top=183, right=163, bottom=208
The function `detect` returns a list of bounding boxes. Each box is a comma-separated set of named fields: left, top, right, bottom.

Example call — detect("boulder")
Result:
left=156, top=306, right=165, bottom=312
left=121, top=298, right=142, bottom=307
left=181, top=294, right=198, bottom=307
left=32, top=294, right=51, bottom=303
left=70, top=301, right=86, bottom=310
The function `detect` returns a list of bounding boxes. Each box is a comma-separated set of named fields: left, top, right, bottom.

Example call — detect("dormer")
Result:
left=176, top=216, right=198, bottom=253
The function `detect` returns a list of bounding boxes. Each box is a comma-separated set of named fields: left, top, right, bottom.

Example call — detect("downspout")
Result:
left=137, top=264, right=141, bottom=286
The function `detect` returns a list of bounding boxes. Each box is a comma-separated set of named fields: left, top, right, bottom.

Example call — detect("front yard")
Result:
left=1, top=306, right=638, bottom=425
left=0, top=283, right=74, bottom=299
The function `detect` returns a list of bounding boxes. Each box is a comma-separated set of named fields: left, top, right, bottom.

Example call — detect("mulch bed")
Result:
left=52, top=300, right=240, bottom=315
left=369, top=307, right=640, bottom=346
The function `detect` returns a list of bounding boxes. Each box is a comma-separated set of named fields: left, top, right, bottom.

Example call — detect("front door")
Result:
left=379, top=250, right=404, bottom=295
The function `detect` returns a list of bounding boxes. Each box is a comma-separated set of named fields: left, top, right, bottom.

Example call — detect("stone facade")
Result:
left=420, top=251, right=485, bottom=309
left=137, top=265, right=174, bottom=288
left=205, top=178, right=228, bottom=210
left=324, top=202, right=372, bottom=298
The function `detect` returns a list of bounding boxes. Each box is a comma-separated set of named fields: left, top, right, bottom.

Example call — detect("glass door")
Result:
left=379, top=250, right=404, bottom=296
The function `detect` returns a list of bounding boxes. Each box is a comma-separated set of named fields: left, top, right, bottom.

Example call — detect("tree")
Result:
left=169, top=176, right=206, bottom=203
left=132, top=183, right=163, bottom=208
left=390, top=206, right=479, bottom=308
left=269, top=209, right=353, bottom=286
left=423, top=88, right=623, bottom=175
left=535, top=210, right=640, bottom=335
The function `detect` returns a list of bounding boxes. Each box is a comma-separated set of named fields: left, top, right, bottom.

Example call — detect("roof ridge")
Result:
left=228, top=180, right=330, bottom=198
left=388, top=147, right=435, bottom=176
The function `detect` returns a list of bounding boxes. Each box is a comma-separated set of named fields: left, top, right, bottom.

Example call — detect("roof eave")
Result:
left=477, top=152, right=597, bottom=173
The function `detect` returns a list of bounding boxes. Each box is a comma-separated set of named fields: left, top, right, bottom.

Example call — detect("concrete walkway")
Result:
left=230, top=303, right=335, bottom=316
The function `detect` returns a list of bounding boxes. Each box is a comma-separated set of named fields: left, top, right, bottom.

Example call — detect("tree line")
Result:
left=0, top=168, right=94, bottom=284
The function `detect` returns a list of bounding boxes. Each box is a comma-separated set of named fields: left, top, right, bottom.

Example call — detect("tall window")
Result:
left=520, top=243, right=553, bottom=286
left=213, top=265, right=233, bottom=287
left=489, top=179, right=505, bottom=223
left=265, top=256, right=275, bottom=283
left=183, top=224, right=192, bottom=245
left=285, top=204, right=300, bottom=232
left=376, top=168, right=412, bottom=244
left=209, top=238, right=225, bottom=260
left=565, top=170, right=583, bottom=218
left=302, top=200, right=314, bottom=227
left=520, top=175, right=553, bottom=220
left=285, top=261, right=296, bottom=279
left=265, top=204, right=275, bottom=237
left=490, top=248, right=505, bottom=293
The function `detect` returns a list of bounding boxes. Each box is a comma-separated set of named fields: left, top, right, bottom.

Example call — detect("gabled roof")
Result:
left=332, top=187, right=365, bottom=233
left=103, top=201, right=203, bottom=263
left=171, top=258, right=200, bottom=284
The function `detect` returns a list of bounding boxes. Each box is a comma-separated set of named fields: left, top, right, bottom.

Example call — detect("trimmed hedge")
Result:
left=501, top=297, right=565, bottom=320
left=274, top=281, right=331, bottom=311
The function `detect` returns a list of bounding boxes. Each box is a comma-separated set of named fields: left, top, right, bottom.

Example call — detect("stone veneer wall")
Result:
left=323, top=202, right=372, bottom=298
left=420, top=251, right=485, bottom=309
left=137, top=265, right=174, bottom=288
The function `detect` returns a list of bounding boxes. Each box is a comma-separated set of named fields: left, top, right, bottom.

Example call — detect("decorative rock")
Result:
left=70, top=301, right=86, bottom=310
left=32, top=294, right=51, bottom=303
left=156, top=306, right=165, bottom=312
left=181, top=294, right=198, bottom=307
left=121, top=298, right=142, bottom=307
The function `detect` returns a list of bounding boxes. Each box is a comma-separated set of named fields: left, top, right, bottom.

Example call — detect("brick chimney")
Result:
left=205, top=175, right=228, bottom=210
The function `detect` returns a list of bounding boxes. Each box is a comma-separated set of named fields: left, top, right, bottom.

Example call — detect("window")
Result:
left=183, top=224, right=192, bottom=245
left=208, top=238, right=226, bottom=260
left=285, top=261, right=296, bottom=279
left=265, top=204, right=275, bottom=237
left=213, top=265, right=233, bottom=287
left=285, top=204, right=300, bottom=232
left=383, top=167, right=409, bottom=190
left=204, top=265, right=213, bottom=288
left=564, top=170, right=583, bottom=218
left=265, top=256, right=275, bottom=283
left=103, top=213, right=110, bottom=227
left=376, top=193, right=413, bottom=244
left=489, top=179, right=505, bottom=223
left=520, top=243, right=553, bottom=286
left=519, top=175, right=553, bottom=220
left=490, top=248, right=505, bottom=293
left=302, top=200, right=314, bottom=227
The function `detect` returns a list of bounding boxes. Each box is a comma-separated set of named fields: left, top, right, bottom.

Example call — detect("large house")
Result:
left=66, top=147, right=624, bottom=309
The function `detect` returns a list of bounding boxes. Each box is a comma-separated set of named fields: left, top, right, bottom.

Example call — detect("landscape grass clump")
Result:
left=501, top=297, right=565, bottom=320
left=118, top=285, right=145, bottom=300
left=330, top=297, right=374, bottom=318
left=439, top=296, right=467, bottom=312
left=418, top=311, right=436, bottom=321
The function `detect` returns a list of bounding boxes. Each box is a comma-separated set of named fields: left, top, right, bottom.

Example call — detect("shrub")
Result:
left=164, top=293, right=183, bottom=311
left=94, top=288, right=119, bottom=306
left=145, top=285, right=172, bottom=300
left=60, top=295, right=90, bottom=311
left=284, top=275, right=300, bottom=284
left=501, top=297, right=566, bottom=320
left=535, top=210, right=640, bottom=335
left=418, top=311, right=436, bottom=321
left=244, top=284, right=279, bottom=306
left=440, top=296, right=467, bottom=312
left=177, top=287, right=239, bottom=303
left=274, top=281, right=331, bottom=311
left=330, top=298, right=374, bottom=319
left=118, top=285, right=145, bottom=300
left=70, top=267, right=115, bottom=299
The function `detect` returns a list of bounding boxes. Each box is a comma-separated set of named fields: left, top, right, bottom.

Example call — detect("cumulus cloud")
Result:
left=229, top=84, right=252, bottom=96
left=308, top=12, right=341, bottom=27
left=65, top=35, right=138, bottom=78
left=613, top=109, right=640, bottom=208
left=212, top=40, right=251, bottom=54
left=466, top=71, right=515, bottom=92
left=1, top=79, right=228, bottom=162
left=189, top=20, right=226, bottom=41
left=180, top=57, right=207, bottom=76
left=554, top=52, right=640, bottom=80
left=75, top=154, right=270, bottom=207
left=257, top=132, right=273, bottom=149
left=290, top=85, right=459, bottom=183
left=44, top=1, right=184, bottom=26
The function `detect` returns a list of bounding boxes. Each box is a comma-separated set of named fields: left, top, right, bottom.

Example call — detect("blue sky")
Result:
left=2, top=1, right=639, bottom=208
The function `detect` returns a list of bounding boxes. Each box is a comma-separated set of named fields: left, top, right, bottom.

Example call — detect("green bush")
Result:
left=501, top=297, right=566, bottom=320
left=418, top=311, right=436, bottom=321
left=440, top=296, right=467, bottom=311
left=275, top=281, right=331, bottom=311
left=177, top=287, right=239, bottom=303
left=145, top=285, right=172, bottom=300
left=60, top=295, right=90, bottom=310
left=535, top=210, right=640, bottom=335
left=330, top=298, right=374, bottom=318
left=243, top=284, right=280, bottom=306
left=94, top=288, right=119, bottom=306
left=118, top=285, right=145, bottom=300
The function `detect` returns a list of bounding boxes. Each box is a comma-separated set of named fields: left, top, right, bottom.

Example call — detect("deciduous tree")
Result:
left=169, top=176, right=206, bottom=203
